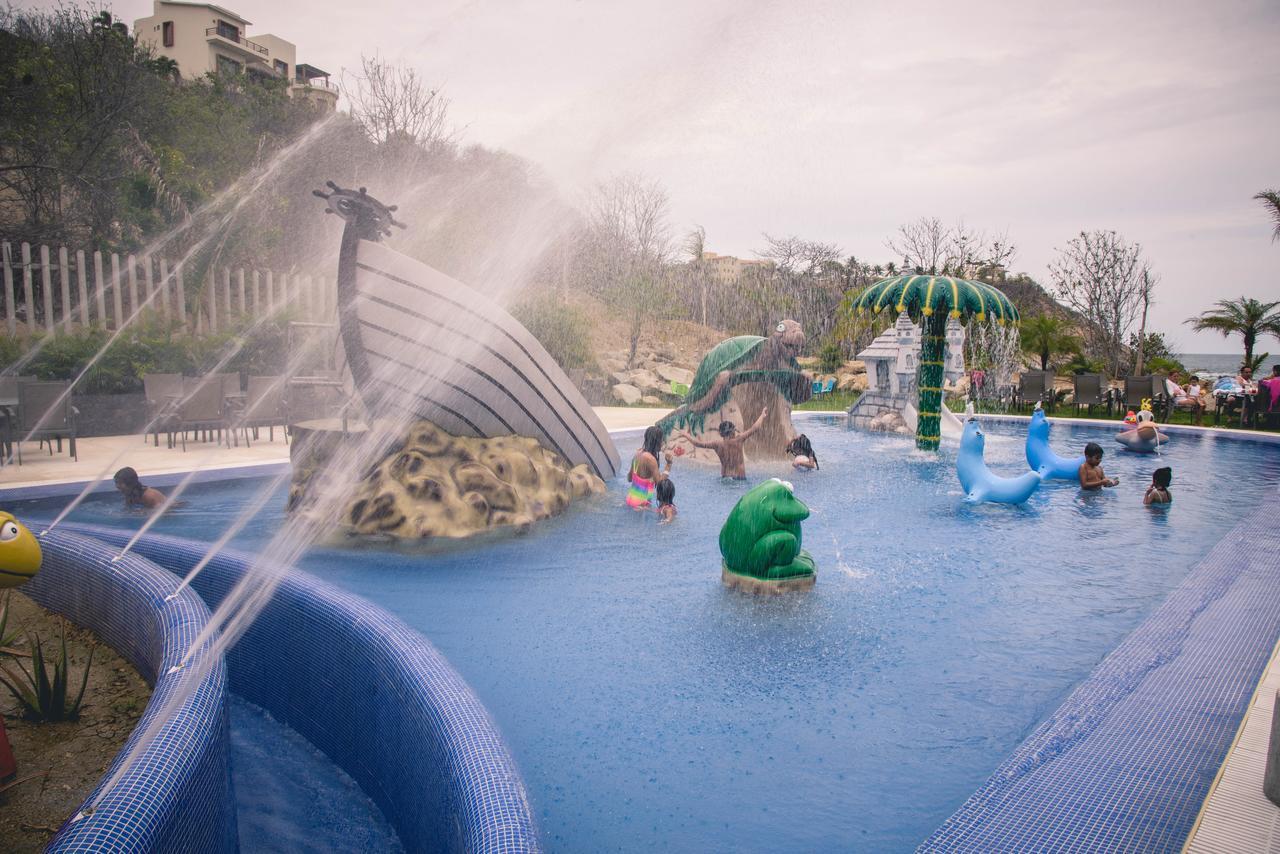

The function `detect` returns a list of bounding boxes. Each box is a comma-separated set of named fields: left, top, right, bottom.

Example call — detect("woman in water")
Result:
left=626, top=425, right=672, bottom=510
left=785, top=434, right=819, bottom=470
left=114, top=467, right=166, bottom=510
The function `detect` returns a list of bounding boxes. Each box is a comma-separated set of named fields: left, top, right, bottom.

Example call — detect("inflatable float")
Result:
left=1025, top=404, right=1085, bottom=480
left=1115, top=407, right=1168, bottom=454
left=958, top=419, right=1042, bottom=504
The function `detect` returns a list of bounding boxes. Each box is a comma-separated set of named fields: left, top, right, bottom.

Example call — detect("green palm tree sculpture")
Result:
left=854, top=274, right=1018, bottom=450
left=1185, top=297, right=1280, bottom=371
left=1020, top=314, right=1080, bottom=371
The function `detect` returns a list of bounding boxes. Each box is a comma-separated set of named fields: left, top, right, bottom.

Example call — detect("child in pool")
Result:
left=114, top=466, right=166, bottom=509
left=655, top=478, right=677, bottom=523
left=1144, top=466, right=1172, bottom=505
left=785, top=434, right=819, bottom=470
left=1078, top=442, right=1119, bottom=490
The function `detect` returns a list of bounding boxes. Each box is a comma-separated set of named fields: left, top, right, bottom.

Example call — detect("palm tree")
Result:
left=1019, top=315, right=1080, bottom=372
left=1185, top=297, right=1280, bottom=370
left=854, top=274, right=1018, bottom=450
left=1255, top=189, right=1280, bottom=241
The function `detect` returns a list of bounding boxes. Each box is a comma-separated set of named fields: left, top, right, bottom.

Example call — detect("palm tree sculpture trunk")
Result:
left=916, top=311, right=947, bottom=450
left=854, top=274, right=1020, bottom=450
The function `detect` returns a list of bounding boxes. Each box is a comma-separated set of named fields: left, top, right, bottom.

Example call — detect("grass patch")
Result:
left=796, top=390, right=860, bottom=411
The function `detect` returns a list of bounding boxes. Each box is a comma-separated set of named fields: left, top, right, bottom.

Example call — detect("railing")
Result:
left=0, top=240, right=336, bottom=337
left=293, top=77, right=338, bottom=93
left=204, top=27, right=268, bottom=55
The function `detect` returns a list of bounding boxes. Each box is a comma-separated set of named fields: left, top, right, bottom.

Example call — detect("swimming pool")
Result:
left=17, top=416, right=1280, bottom=851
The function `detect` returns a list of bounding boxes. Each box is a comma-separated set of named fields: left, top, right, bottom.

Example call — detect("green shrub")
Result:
left=0, top=335, right=25, bottom=371
left=817, top=340, right=845, bottom=374
left=510, top=293, right=596, bottom=372
left=0, top=626, right=93, bottom=722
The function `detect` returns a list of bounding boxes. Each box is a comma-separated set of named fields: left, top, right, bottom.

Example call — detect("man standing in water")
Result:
left=690, top=406, right=769, bottom=480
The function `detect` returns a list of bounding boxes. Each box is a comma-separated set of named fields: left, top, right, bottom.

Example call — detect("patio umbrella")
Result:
left=854, top=274, right=1019, bottom=450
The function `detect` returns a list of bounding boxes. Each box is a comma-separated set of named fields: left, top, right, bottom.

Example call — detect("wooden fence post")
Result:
left=206, top=270, right=217, bottom=334
left=59, top=246, right=72, bottom=333
left=158, top=259, right=171, bottom=320
left=252, top=270, right=261, bottom=317
left=127, top=254, right=140, bottom=320
left=175, top=263, right=187, bottom=330
left=110, top=253, right=124, bottom=330
left=39, top=244, right=55, bottom=334
left=142, top=254, right=155, bottom=317
left=265, top=271, right=275, bottom=315
left=2, top=242, right=15, bottom=336
left=237, top=269, right=246, bottom=318
left=222, top=268, right=232, bottom=323
left=76, top=249, right=90, bottom=327
left=93, top=251, right=107, bottom=324
left=21, top=243, right=35, bottom=334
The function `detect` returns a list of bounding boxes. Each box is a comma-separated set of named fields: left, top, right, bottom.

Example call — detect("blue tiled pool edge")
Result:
left=919, top=485, right=1280, bottom=851
left=61, top=523, right=541, bottom=854
left=23, top=530, right=236, bottom=853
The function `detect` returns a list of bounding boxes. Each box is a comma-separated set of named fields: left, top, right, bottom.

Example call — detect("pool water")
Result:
left=17, top=417, right=1280, bottom=852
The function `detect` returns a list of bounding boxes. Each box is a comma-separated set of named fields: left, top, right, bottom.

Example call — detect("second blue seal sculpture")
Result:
left=1025, top=404, right=1085, bottom=480
left=958, top=419, right=1042, bottom=504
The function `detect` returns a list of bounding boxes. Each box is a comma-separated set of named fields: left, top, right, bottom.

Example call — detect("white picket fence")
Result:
left=0, top=240, right=335, bottom=337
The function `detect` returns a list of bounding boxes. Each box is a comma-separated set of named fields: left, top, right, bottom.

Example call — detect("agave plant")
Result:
left=0, top=626, right=94, bottom=722
left=0, top=593, right=19, bottom=652
left=854, top=274, right=1019, bottom=450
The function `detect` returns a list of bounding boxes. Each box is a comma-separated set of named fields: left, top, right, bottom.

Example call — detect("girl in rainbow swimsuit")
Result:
left=627, top=425, right=672, bottom=510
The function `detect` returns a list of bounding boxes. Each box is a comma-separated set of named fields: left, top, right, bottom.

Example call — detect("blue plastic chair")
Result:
left=811, top=380, right=823, bottom=397
left=822, top=377, right=836, bottom=395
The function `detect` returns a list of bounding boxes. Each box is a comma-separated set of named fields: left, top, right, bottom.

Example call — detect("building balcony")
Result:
left=292, top=77, right=338, bottom=93
left=205, top=27, right=269, bottom=59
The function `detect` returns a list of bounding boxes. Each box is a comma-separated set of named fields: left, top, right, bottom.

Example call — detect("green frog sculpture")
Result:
left=657, top=319, right=812, bottom=461
left=719, top=478, right=817, bottom=593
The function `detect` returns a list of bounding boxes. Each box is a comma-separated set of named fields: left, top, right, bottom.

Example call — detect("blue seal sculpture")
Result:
left=958, top=419, right=1042, bottom=504
left=1025, top=405, right=1085, bottom=480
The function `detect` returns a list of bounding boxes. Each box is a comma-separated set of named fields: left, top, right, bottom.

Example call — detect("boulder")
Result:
left=655, top=364, right=694, bottom=386
left=838, top=373, right=868, bottom=392
left=641, top=395, right=664, bottom=406
left=610, top=371, right=631, bottom=385
left=844, top=360, right=867, bottom=375
left=628, top=369, right=663, bottom=393
left=868, top=410, right=907, bottom=433
left=612, top=383, right=642, bottom=405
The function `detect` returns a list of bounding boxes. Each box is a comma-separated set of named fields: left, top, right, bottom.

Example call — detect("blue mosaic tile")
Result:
left=920, top=487, right=1280, bottom=852
left=22, top=529, right=236, bottom=853
left=63, top=522, right=541, bottom=854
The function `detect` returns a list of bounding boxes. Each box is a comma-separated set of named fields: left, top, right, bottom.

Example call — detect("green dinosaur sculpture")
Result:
left=719, top=478, right=816, bottom=591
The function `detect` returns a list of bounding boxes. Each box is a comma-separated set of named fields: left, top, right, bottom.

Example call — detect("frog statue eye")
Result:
left=775, top=322, right=786, bottom=333
left=0, top=521, right=19, bottom=542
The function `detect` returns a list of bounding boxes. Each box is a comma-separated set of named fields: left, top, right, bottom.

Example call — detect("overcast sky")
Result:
left=46, top=1, right=1280, bottom=350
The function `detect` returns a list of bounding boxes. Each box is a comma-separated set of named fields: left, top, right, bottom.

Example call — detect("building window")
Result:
left=162, top=20, right=174, bottom=47
left=274, top=59, right=288, bottom=77
left=216, top=54, right=242, bottom=77
left=215, top=20, right=239, bottom=41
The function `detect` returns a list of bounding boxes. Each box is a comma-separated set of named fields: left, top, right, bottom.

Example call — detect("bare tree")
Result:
left=1132, top=268, right=1157, bottom=374
left=342, top=56, right=456, bottom=156
left=1048, top=230, right=1151, bottom=377
left=886, top=217, right=949, bottom=273
left=580, top=173, right=674, bottom=367
left=683, top=225, right=710, bottom=326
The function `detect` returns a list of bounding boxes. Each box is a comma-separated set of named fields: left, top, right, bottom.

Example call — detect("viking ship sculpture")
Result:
left=314, top=182, right=620, bottom=479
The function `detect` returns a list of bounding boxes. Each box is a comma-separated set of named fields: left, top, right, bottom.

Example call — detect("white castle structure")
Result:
left=856, top=311, right=966, bottom=396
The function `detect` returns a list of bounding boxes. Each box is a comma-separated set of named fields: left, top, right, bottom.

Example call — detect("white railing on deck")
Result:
left=0, top=240, right=336, bottom=337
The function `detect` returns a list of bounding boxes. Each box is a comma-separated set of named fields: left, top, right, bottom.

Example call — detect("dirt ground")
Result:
left=0, top=591, right=151, bottom=853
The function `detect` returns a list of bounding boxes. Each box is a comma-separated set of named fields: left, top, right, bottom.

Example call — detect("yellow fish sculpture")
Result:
left=0, top=512, right=41, bottom=588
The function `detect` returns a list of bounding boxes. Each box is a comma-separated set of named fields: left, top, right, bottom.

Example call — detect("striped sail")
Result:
left=339, top=239, right=620, bottom=479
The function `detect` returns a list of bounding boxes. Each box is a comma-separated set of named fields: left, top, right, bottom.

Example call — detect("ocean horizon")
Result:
left=1181, top=352, right=1280, bottom=375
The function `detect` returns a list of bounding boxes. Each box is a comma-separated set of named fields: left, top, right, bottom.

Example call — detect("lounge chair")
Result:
left=0, top=375, right=34, bottom=462
left=1122, top=375, right=1155, bottom=415
left=1072, top=373, right=1108, bottom=416
left=171, top=378, right=233, bottom=451
left=14, top=380, right=78, bottom=464
left=142, top=372, right=183, bottom=447
left=1017, top=371, right=1053, bottom=411
left=821, top=377, right=836, bottom=397
left=244, top=375, right=286, bottom=442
